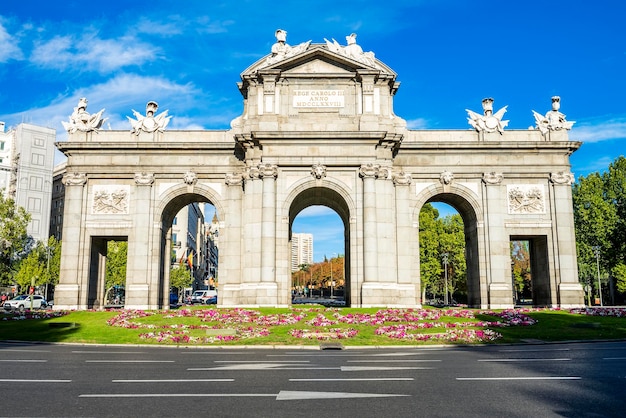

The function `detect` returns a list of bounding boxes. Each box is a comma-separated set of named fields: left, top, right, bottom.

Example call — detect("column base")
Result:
left=219, top=283, right=287, bottom=307
left=360, top=283, right=420, bottom=308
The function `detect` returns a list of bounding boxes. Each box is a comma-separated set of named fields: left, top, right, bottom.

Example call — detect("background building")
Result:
left=0, top=122, right=56, bottom=242
left=171, top=203, right=206, bottom=289
left=49, top=162, right=66, bottom=241
left=291, top=233, right=313, bottom=272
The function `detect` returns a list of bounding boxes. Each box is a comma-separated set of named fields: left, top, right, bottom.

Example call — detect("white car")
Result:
left=190, top=290, right=218, bottom=304
left=3, top=295, right=48, bottom=311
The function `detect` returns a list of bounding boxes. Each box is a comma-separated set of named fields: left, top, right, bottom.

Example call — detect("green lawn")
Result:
left=1, top=306, right=625, bottom=347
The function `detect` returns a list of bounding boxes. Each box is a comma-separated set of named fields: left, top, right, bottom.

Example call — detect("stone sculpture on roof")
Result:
left=62, top=97, right=107, bottom=133
left=532, top=96, right=575, bottom=136
left=324, top=33, right=376, bottom=67
left=127, top=101, right=172, bottom=135
left=265, top=29, right=311, bottom=65
left=466, top=98, right=509, bottom=134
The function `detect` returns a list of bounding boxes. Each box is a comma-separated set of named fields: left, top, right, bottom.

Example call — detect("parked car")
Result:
left=190, top=290, right=217, bottom=304
left=4, top=295, right=48, bottom=311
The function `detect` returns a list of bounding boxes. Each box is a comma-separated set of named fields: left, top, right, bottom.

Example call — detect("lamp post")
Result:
left=593, top=246, right=603, bottom=306
left=330, top=253, right=337, bottom=298
left=511, top=260, right=516, bottom=306
left=441, top=253, right=449, bottom=305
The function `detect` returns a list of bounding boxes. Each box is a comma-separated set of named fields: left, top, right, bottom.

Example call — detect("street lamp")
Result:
left=593, top=246, right=603, bottom=306
left=330, top=253, right=337, bottom=298
left=441, top=253, right=449, bottom=305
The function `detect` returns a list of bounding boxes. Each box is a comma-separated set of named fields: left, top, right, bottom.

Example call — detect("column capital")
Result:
left=392, top=171, right=412, bottom=186
left=259, top=163, right=278, bottom=179
left=482, top=171, right=504, bottom=185
left=134, top=172, right=154, bottom=186
left=62, top=172, right=87, bottom=186
left=359, top=163, right=379, bottom=179
left=550, top=171, right=574, bottom=185
left=225, top=172, right=245, bottom=186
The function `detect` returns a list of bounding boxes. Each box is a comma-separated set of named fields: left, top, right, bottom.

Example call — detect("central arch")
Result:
left=416, top=183, right=485, bottom=308
left=284, top=181, right=354, bottom=306
left=154, top=184, right=225, bottom=309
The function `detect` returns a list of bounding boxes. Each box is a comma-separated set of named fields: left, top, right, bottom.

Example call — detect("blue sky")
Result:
left=1, top=0, right=625, bottom=261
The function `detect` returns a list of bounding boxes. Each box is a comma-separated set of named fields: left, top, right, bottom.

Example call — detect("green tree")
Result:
left=104, top=241, right=127, bottom=302
left=13, top=237, right=61, bottom=297
left=573, top=157, right=624, bottom=302
left=43, top=237, right=61, bottom=287
left=441, top=214, right=466, bottom=298
left=614, top=263, right=626, bottom=294
left=13, top=250, right=45, bottom=292
left=170, top=264, right=193, bottom=299
left=0, top=191, right=32, bottom=285
left=419, top=204, right=444, bottom=301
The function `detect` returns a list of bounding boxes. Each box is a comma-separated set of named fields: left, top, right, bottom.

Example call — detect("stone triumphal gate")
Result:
left=54, top=31, right=584, bottom=310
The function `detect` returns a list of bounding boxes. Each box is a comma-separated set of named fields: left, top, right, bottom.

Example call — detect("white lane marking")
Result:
left=213, top=360, right=310, bottom=363
left=0, top=349, right=51, bottom=353
left=85, top=360, right=175, bottom=363
left=79, top=391, right=410, bottom=400
left=112, top=379, right=234, bottom=383
left=457, top=377, right=581, bottom=381
left=267, top=354, right=361, bottom=357
left=289, top=378, right=414, bottom=382
left=370, top=352, right=433, bottom=357
left=276, top=390, right=410, bottom=400
left=189, top=365, right=338, bottom=370
left=341, top=366, right=434, bottom=371
left=180, top=352, right=257, bottom=355
left=603, top=357, right=626, bottom=360
left=80, top=393, right=276, bottom=398
left=477, top=358, right=571, bottom=362
left=72, top=351, right=145, bottom=354
left=346, top=360, right=441, bottom=363
left=0, top=379, right=71, bottom=382
left=499, top=348, right=570, bottom=352
left=0, top=359, right=47, bottom=362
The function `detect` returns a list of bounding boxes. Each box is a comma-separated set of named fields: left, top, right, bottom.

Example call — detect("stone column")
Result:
left=359, top=163, right=379, bottom=283
left=376, top=166, right=397, bottom=282
left=241, top=166, right=262, bottom=287
left=260, top=163, right=278, bottom=283
left=55, top=172, right=87, bottom=309
left=393, top=171, right=414, bottom=284
left=550, top=172, right=584, bottom=307
left=481, top=172, right=511, bottom=309
left=220, top=172, right=245, bottom=306
left=126, top=172, right=154, bottom=309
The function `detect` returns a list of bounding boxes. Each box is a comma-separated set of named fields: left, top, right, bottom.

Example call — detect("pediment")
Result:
left=240, top=44, right=396, bottom=79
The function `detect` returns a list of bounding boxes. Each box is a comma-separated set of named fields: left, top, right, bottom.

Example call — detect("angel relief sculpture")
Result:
left=466, top=98, right=509, bottom=134
left=62, top=97, right=106, bottom=133
left=128, top=101, right=171, bottom=135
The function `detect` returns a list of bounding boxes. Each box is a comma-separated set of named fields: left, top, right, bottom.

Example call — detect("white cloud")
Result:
left=406, top=118, right=429, bottom=129
left=30, top=33, right=160, bottom=73
left=0, top=73, right=208, bottom=132
left=570, top=118, right=626, bottom=143
left=135, top=18, right=184, bottom=37
left=0, top=20, right=23, bottom=62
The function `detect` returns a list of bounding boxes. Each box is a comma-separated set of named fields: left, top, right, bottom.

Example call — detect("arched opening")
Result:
left=510, top=235, right=551, bottom=307
left=288, top=187, right=351, bottom=306
left=87, top=236, right=127, bottom=309
left=422, top=193, right=481, bottom=307
left=159, top=193, right=220, bottom=309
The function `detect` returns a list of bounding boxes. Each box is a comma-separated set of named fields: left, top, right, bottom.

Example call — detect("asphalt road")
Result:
left=1, top=341, right=625, bottom=417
